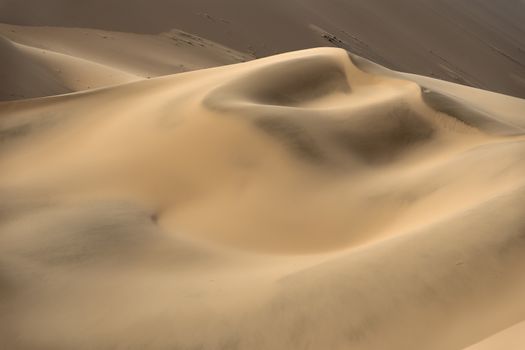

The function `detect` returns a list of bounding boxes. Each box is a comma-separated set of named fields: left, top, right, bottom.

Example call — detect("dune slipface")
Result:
left=2, top=0, right=525, bottom=98
left=1, top=48, right=525, bottom=349
left=0, top=23, right=252, bottom=101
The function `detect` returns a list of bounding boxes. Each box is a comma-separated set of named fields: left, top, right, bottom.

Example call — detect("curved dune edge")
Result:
left=1, top=47, right=524, bottom=349
left=0, top=23, right=252, bottom=101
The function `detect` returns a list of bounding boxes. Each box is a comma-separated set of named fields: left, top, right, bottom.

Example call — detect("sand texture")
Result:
left=0, top=23, right=252, bottom=101
left=1, top=44, right=525, bottom=349
left=1, top=0, right=524, bottom=97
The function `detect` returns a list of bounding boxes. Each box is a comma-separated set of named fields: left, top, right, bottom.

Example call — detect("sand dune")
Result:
left=0, top=35, right=72, bottom=100
left=0, top=34, right=138, bottom=100
left=1, top=0, right=524, bottom=97
left=465, top=321, right=525, bottom=350
left=0, top=23, right=252, bottom=100
left=1, top=46, right=525, bottom=349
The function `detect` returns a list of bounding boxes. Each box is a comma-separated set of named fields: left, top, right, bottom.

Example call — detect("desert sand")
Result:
left=0, top=23, right=251, bottom=100
left=1, top=20, right=525, bottom=348
left=1, top=0, right=524, bottom=97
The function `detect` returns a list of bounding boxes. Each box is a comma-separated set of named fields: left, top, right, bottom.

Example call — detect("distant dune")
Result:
left=1, top=42, right=525, bottom=349
left=0, top=23, right=251, bottom=100
left=0, top=0, right=524, bottom=97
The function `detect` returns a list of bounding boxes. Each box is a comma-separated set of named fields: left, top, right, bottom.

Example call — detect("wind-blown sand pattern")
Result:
left=0, top=23, right=252, bottom=101
left=2, top=0, right=524, bottom=98
left=1, top=46, right=525, bottom=349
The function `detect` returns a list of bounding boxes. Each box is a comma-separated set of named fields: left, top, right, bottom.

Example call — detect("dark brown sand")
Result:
left=1, top=0, right=524, bottom=97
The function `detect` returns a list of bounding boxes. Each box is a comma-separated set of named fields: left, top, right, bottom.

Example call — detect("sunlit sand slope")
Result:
left=2, top=0, right=524, bottom=97
left=1, top=48, right=524, bottom=349
left=0, top=23, right=252, bottom=100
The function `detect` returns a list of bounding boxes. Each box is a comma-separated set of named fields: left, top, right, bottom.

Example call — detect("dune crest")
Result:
left=1, top=47, right=525, bottom=349
left=0, top=23, right=252, bottom=101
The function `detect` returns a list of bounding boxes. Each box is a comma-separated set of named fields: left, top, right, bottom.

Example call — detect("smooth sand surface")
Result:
left=465, top=321, right=525, bottom=350
left=0, top=23, right=252, bottom=100
left=1, top=45, right=525, bottom=349
left=1, top=0, right=524, bottom=97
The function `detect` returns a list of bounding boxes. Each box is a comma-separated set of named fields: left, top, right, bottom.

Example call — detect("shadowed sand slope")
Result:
left=0, top=23, right=252, bottom=100
left=1, top=48, right=525, bottom=349
left=1, top=0, right=524, bottom=97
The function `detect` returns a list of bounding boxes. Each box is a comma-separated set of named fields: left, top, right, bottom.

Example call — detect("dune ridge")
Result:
left=0, top=23, right=252, bottom=101
left=1, top=0, right=524, bottom=97
left=1, top=47, right=525, bottom=349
